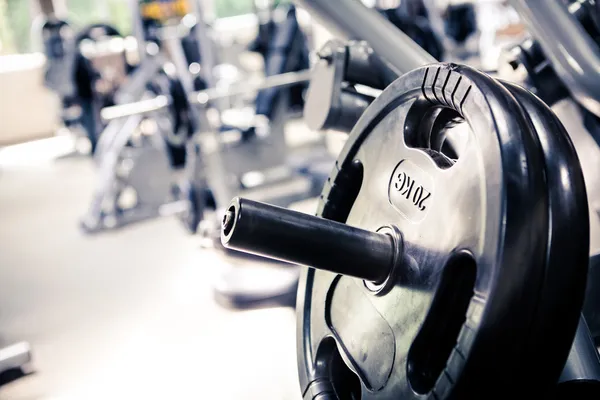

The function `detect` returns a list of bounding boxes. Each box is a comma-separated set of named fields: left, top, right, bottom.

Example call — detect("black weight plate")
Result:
left=147, top=72, right=189, bottom=167
left=147, top=73, right=180, bottom=144
left=298, top=64, right=551, bottom=399
left=73, top=23, right=122, bottom=99
left=501, top=82, right=589, bottom=389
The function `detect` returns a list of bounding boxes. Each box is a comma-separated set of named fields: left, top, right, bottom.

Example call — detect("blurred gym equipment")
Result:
left=81, top=0, right=328, bottom=236
left=0, top=340, right=32, bottom=387
left=79, top=0, right=210, bottom=233
left=40, top=12, right=131, bottom=153
left=377, top=0, right=445, bottom=61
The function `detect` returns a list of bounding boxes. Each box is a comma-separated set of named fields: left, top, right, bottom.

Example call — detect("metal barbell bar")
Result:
left=100, top=69, right=313, bottom=122
left=221, top=197, right=397, bottom=284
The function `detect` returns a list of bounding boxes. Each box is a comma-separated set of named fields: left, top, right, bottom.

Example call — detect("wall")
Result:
left=0, top=53, right=61, bottom=145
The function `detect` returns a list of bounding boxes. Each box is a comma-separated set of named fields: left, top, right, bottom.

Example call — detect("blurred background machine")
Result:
left=44, top=0, right=328, bottom=236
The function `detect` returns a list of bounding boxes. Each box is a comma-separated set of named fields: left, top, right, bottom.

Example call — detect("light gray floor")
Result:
left=0, top=155, right=300, bottom=399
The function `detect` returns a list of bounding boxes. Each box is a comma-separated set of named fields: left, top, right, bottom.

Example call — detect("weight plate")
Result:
left=298, top=64, right=554, bottom=399
left=168, top=75, right=195, bottom=144
left=147, top=72, right=190, bottom=149
left=501, top=81, right=589, bottom=389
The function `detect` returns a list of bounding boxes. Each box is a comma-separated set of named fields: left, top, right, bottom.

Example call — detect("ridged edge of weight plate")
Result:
left=503, top=81, right=589, bottom=390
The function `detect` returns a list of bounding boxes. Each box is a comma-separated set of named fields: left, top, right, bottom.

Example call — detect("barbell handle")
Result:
left=101, top=70, right=312, bottom=121
left=221, top=197, right=395, bottom=283
left=101, top=95, right=170, bottom=121
left=190, top=69, right=313, bottom=104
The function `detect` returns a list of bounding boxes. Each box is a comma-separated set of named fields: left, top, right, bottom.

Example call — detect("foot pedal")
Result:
left=0, top=341, right=32, bottom=387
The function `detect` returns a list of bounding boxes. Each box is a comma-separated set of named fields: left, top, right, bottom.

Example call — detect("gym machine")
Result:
left=80, top=0, right=320, bottom=234
left=79, top=0, right=219, bottom=233
left=92, top=1, right=332, bottom=239
left=40, top=7, right=134, bottom=153
left=219, top=0, right=600, bottom=398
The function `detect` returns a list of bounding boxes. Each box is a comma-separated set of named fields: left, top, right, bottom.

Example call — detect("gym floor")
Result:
left=0, top=140, right=302, bottom=399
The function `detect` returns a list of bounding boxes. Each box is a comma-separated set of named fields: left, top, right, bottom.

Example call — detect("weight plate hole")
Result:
left=315, top=337, right=362, bottom=400
left=405, top=104, right=471, bottom=168
left=436, top=113, right=470, bottom=161
left=407, top=250, right=476, bottom=395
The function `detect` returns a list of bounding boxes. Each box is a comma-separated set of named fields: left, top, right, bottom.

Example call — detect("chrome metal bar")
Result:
left=221, top=197, right=395, bottom=283
left=101, top=69, right=312, bottom=121
left=293, top=0, right=437, bottom=75
left=101, top=96, right=170, bottom=121
left=190, top=69, right=312, bottom=104
left=559, top=315, right=600, bottom=384
left=509, top=0, right=600, bottom=117
left=130, top=0, right=147, bottom=63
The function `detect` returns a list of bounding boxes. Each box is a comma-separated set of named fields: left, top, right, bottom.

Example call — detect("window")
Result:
left=0, top=0, right=35, bottom=54
left=214, top=0, right=254, bottom=19
left=67, top=0, right=132, bottom=36
left=0, top=0, right=133, bottom=55
left=213, top=0, right=290, bottom=19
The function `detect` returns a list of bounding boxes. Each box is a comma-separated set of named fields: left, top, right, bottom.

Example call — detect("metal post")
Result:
left=130, top=0, right=147, bottom=63
left=558, top=315, right=600, bottom=385
left=293, top=0, right=437, bottom=76
left=188, top=0, right=219, bottom=89
left=509, top=0, right=600, bottom=118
